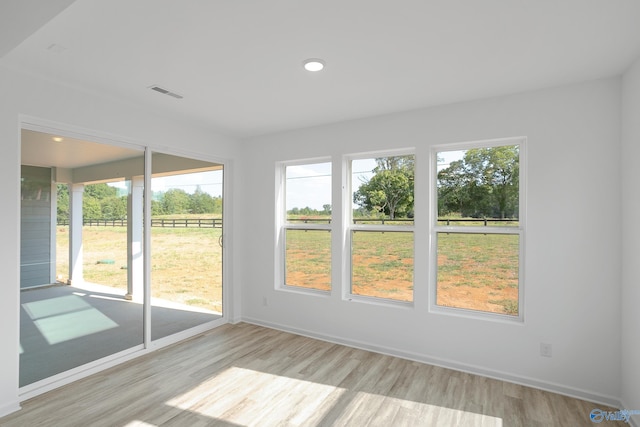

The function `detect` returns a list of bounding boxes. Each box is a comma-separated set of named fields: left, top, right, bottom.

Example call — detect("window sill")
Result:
left=344, top=294, right=414, bottom=309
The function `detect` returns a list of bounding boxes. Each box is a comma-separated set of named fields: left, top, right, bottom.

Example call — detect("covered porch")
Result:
left=20, top=129, right=224, bottom=389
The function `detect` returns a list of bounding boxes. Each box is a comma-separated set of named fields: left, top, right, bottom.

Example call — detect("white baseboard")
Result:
left=620, top=399, right=640, bottom=427
left=241, top=316, right=622, bottom=409
left=229, top=316, right=243, bottom=325
left=0, top=400, right=21, bottom=418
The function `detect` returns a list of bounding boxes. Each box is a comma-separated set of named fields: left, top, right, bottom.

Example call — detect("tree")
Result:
left=84, top=183, right=118, bottom=199
left=100, top=196, right=127, bottom=219
left=189, top=186, right=216, bottom=214
left=353, top=155, right=415, bottom=219
left=437, top=159, right=469, bottom=216
left=437, top=145, right=519, bottom=218
left=161, top=188, right=191, bottom=214
left=83, top=197, right=102, bottom=220
left=211, top=196, right=223, bottom=214
left=57, top=184, right=69, bottom=223
left=464, top=146, right=519, bottom=218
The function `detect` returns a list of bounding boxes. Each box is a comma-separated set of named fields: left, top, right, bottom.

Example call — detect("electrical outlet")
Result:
left=262, top=297, right=268, bottom=307
left=540, top=342, right=552, bottom=358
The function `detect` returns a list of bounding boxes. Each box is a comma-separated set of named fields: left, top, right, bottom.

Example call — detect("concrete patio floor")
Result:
left=20, top=282, right=221, bottom=387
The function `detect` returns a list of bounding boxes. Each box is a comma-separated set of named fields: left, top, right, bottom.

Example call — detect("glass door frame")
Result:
left=19, top=118, right=229, bottom=400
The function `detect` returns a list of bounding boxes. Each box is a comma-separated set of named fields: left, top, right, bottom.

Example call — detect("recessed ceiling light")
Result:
left=52, top=137, right=63, bottom=142
left=303, top=58, right=325, bottom=72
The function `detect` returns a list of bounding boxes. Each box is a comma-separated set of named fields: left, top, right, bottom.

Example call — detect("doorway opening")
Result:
left=20, top=129, right=224, bottom=389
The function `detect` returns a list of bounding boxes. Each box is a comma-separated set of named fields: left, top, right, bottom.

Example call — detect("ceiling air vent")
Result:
left=149, top=85, right=183, bottom=99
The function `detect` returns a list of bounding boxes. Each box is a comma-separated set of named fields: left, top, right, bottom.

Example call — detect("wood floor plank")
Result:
left=1, top=323, right=622, bottom=426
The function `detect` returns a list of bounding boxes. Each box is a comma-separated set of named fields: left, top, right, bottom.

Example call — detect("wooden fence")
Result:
left=59, top=217, right=515, bottom=228
left=288, top=218, right=517, bottom=225
left=58, top=218, right=223, bottom=228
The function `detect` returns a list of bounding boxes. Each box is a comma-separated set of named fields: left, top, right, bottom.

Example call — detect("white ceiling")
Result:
left=3, top=0, right=640, bottom=138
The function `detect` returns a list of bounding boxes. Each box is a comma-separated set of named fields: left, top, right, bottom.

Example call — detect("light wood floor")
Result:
left=1, top=323, right=620, bottom=426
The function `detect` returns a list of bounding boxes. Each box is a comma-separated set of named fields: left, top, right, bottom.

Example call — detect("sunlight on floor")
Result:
left=166, top=366, right=345, bottom=425
left=166, top=366, right=504, bottom=426
left=123, top=422, right=158, bottom=427
left=22, top=295, right=118, bottom=345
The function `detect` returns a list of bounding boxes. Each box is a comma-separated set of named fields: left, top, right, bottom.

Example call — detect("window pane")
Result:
left=151, top=153, right=223, bottom=341
left=20, top=133, right=144, bottom=387
left=352, top=155, right=414, bottom=225
left=351, top=231, right=413, bottom=302
left=286, top=162, right=331, bottom=223
left=285, top=229, right=331, bottom=291
left=437, top=146, right=519, bottom=226
left=436, top=232, right=519, bottom=316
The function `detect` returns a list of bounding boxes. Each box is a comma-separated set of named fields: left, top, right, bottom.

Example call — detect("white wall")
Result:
left=622, top=58, right=640, bottom=422
left=238, top=78, right=622, bottom=405
left=0, top=64, right=239, bottom=416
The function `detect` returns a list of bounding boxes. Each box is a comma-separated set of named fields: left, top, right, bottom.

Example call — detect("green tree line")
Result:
left=437, top=145, right=519, bottom=219
left=349, top=145, right=518, bottom=220
left=354, top=155, right=415, bottom=219
left=57, top=184, right=222, bottom=222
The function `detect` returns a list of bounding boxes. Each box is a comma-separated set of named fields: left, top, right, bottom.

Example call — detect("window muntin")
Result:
left=434, top=141, right=523, bottom=318
left=349, top=154, right=415, bottom=303
left=282, top=161, right=332, bottom=292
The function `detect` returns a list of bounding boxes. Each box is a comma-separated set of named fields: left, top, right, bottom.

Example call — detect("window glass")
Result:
left=350, top=154, right=415, bottom=302
left=437, top=146, right=519, bottom=226
left=436, top=232, right=519, bottom=315
left=283, top=161, right=332, bottom=292
left=285, top=229, right=331, bottom=291
left=351, top=230, right=413, bottom=302
left=352, top=156, right=414, bottom=226
left=435, top=142, right=522, bottom=317
left=286, top=162, right=332, bottom=223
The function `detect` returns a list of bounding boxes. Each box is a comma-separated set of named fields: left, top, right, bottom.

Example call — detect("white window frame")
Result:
left=275, top=158, right=333, bottom=295
left=429, top=137, right=526, bottom=322
left=344, top=149, right=416, bottom=306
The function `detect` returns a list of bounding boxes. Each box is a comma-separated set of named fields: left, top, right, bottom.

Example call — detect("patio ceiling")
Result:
left=21, top=129, right=222, bottom=184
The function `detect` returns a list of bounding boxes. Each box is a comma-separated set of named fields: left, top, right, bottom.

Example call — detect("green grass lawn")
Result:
left=285, top=228, right=519, bottom=315
left=57, top=219, right=520, bottom=316
left=57, top=225, right=223, bottom=312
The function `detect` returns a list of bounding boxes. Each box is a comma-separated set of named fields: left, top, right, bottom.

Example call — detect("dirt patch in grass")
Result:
left=286, top=231, right=519, bottom=315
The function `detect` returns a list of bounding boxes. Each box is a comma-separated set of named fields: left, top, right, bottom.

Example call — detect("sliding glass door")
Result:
left=20, top=130, right=224, bottom=389
left=150, top=152, right=223, bottom=340
left=20, top=129, right=144, bottom=387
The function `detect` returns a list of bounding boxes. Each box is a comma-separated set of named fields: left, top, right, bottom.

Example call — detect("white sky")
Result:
left=437, top=150, right=465, bottom=171
left=283, top=151, right=467, bottom=211
left=109, top=170, right=223, bottom=197
left=286, top=162, right=332, bottom=211
left=286, top=158, right=378, bottom=211
left=152, top=170, right=223, bottom=197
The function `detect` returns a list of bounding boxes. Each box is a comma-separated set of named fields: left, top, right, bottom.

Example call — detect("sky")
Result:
left=109, top=170, right=224, bottom=197
left=286, top=162, right=333, bottom=211
left=285, top=158, right=379, bottom=211
left=152, top=170, right=223, bottom=197
left=286, top=151, right=466, bottom=211
left=437, top=150, right=465, bottom=171
left=110, top=151, right=463, bottom=208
